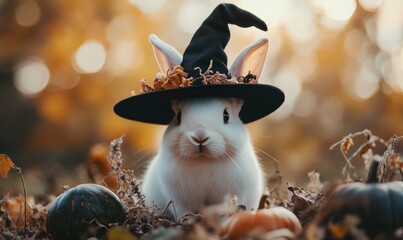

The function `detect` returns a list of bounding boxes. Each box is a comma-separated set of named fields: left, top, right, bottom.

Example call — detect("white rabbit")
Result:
left=142, top=34, right=269, bottom=218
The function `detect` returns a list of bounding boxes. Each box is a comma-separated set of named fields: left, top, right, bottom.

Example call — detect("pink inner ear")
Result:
left=229, top=38, right=268, bottom=81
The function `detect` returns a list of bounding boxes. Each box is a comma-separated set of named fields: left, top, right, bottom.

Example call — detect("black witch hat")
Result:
left=114, top=3, right=284, bottom=124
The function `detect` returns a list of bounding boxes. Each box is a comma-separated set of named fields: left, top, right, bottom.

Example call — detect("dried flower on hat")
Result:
left=134, top=62, right=258, bottom=95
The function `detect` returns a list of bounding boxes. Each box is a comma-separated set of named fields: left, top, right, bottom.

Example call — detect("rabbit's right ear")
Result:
left=149, top=34, right=183, bottom=73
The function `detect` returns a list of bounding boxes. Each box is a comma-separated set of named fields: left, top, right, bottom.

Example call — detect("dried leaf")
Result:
left=387, top=152, right=402, bottom=170
left=1, top=194, right=33, bottom=228
left=288, top=186, right=319, bottom=215
left=86, top=143, right=119, bottom=191
left=153, top=73, right=166, bottom=90
left=327, top=220, right=350, bottom=239
left=244, top=71, right=257, bottom=83
left=359, top=142, right=373, bottom=156
left=361, top=149, right=373, bottom=170
left=307, top=169, right=323, bottom=194
left=0, top=154, right=15, bottom=178
left=140, top=79, right=154, bottom=93
left=179, top=78, right=192, bottom=87
left=342, top=137, right=354, bottom=154
left=136, top=64, right=257, bottom=94
left=267, top=165, right=288, bottom=202
left=258, top=194, right=270, bottom=210
left=327, top=214, right=365, bottom=239
left=87, top=143, right=111, bottom=178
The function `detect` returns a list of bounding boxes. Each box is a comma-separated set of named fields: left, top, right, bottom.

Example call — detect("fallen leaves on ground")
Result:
left=0, top=130, right=402, bottom=239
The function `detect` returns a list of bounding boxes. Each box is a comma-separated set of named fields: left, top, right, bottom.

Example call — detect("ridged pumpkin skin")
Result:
left=317, top=181, right=403, bottom=238
left=46, top=183, right=126, bottom=239
left=219, top=207, right=302, bottom=240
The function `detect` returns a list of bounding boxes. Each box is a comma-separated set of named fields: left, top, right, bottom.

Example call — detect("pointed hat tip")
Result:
left=181, top=3, right=268, bottom=78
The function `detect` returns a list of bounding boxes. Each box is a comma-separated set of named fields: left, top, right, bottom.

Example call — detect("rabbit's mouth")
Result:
left=198, top=143, right=205, bottom=153
left=193, top=144, right=211, bottom=156
left=192, top=143, right=229, bottom=160
left=188, top=143, right=217, bottom=159
left=175, top=131, right=227, bottom=160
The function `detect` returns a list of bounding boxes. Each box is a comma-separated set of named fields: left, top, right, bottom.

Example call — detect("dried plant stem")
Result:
left=15, top=166, right=27, bottom=233
left=329, top=129, right=371, bottom=150
left=258, top=194, right=269, bottom=210
left=194, top=59, right=213, bottom=77
left=379, top=135, right=403, bottom=182
left=340, top=145, right=354, bottom=170
left=330, top=129, right=389, bottom=179
left=382, top=135, right=403, bottom=162
left=161, top=200, right=177, bottom=220
left=347, top=139, right=387, bottom=163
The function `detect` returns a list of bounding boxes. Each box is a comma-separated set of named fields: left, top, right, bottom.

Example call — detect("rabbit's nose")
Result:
left=191, top=128, right=209, bottom=144
left=191, top=135, right=209, bottom=144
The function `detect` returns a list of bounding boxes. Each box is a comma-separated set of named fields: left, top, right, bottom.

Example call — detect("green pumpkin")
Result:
left=46, top=183, right=126, bottom=239
left=315, top=181, right=403, bottom=239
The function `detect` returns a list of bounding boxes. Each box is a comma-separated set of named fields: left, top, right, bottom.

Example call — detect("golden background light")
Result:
left=73, top=40, right=107, bottom=74
left=14, top=57, right=50, bottom=96
left=270, top=69, right=302, bottom=121
left=324, top=0, right=357, bottom=22
left=15, top=0, right=41, bottom=27
left=359, top=0, right=383, bottom=11
left=0, top=0, right=403, bottom=194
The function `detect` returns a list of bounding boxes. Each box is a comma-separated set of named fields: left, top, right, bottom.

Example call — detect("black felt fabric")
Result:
left=181, top=3, right=268, bottom=83
left=114, top=3, right=285, bottom=125
left=114, top=84, right=284, bottom=125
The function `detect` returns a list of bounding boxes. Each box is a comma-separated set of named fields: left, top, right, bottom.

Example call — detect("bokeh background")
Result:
left=1, top=0, right=403, bottom=196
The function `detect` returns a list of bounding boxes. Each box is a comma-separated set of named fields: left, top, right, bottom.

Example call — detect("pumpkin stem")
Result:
left=366, top=160, right=380, bottom=183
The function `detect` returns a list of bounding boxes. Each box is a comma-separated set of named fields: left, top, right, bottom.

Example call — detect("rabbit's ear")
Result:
left=229, top=38, right=268, bottom=81
left=149, top=34, right=183, bottom=73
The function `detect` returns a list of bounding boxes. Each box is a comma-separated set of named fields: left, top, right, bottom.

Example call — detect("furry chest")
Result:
left=167, top=162, right=247, bottom=206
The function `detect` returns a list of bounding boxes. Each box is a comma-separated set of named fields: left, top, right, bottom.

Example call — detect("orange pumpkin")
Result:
left=219, top=207, right=302, bottom=239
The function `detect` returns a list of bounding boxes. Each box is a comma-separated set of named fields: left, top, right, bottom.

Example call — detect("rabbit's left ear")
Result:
left=229, top=38, right=268, bottom=81
left=149, top=34, right=183, bottom=73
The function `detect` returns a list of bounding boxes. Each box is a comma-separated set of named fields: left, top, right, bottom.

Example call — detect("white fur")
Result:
left=142, top=35, right=269, bottom=218
left=149, top=34, right=182, bottom=73
left=142, top=98, right=265, bottom=218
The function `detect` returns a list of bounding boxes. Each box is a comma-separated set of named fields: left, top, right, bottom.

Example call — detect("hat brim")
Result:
left=114, top=84, right=284, bottom=125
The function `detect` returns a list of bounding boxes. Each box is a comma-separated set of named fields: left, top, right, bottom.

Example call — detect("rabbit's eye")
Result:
left=176, top=111, right=182, bottom=125
left=223, top=109, right=229, bottom=124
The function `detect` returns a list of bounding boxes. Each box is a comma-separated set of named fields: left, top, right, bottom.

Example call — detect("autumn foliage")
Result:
left=0, top=130, right=402, bottom=239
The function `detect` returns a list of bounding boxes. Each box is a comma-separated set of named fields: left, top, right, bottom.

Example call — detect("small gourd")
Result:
left=308, top=160, right=403, bottom=239
left=312, top=181, right=403, bottom=239
left=46, top=183, right=126, bottom=239
left=219, top=207, right=302, bottom=240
